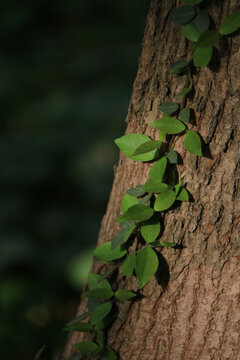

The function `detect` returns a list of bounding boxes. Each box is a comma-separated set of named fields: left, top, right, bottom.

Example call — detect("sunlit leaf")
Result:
left=126, top=185, right=146, bottom=197
left=184, top=130, right=202, bottom=156
left=114, top=134, right=159, bottom=162
left=135, top=247, right=159, bottom=289
left=140, top=214, right=160, bottom=243
left=132, top=140, right=161, bottom=156
left=93, top=242, right=127, bottom=262
left=121, top=195, right=139, bottom=213
left=115, top=289, right=136, bottom=300
left=149, top=156, right=167, bottom=182
left=122, top=253, right=136, bottom=276
left=116, top=204, right=154, bottom=222
left=160, top=241, right=176, bottom=248
left=154, top=190, right=176, bottom=211
left=142, top=180, right=169, bottom=193
left=176, top=187, right=189, bottom=201
left=151, top=115, right=186, bottom=134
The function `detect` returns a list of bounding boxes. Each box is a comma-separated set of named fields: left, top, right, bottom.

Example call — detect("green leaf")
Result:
left=195, top=30, right=219, bottom=48
left=170, top=5, right=195, bottom=24
left=103, top=347, right=118, bottom=360
left=151, top=115, right=186, bottom=134
left=64, top=322, right=94, bottom=332
left=194, top=12, right=210, bottom=32
left=180, top=0, right=203, bottom=4
left=93, top=242, right=127, bottom=262
left=178, top=87, right=191, bottom=98
left=176, top=187, right=189, bottom=201
left=126, top=185, right=146, bottom=197
left=120, top=220, right=136, bottom=230
left=121, top=194, right=140, bottom=213
left=94, top=312, right=117, bottom=331
left=111, top=226, right=136, bottom=250
left=182, top=21, right=201, bottom=41
left=148, top=156, right=167, bottom=182
left=96, top=331, right=103, bottom=347
left=116, top=204, right=154, bottom=222
left=142, top=180, right=169, bottom=193
left=88, top=273, right=111, bottom=290
left=184, top=130, right=202, bottom=156
left=82, top=288, right=114, bottom=300
left=115, top=289, right=136, bottom=300
left=132, top=140, right=161, bottom=156
left=122, top=253, right=136, bottom=276
left=34, top=345, right=46, bottom=360
left=179, top=107, right=190, bottom=123
left=170, top=59, right=190, bottom=74
left=75, top=342, right=101, bottom=357
left=193, top=46, right=213, bottom=68
left=160, top=241, right=177, bottom=248
left=154, top=190, right=176, bottom=211
left=90, top=302, right=112, bottom=325
left=139, top=193, right=152, bottom=205
left=219, top=10, right=240, bottom=35
left=166, top=150, right=178, bottom=164
left=158, top=102, right=179, bottom=114
left=174, top=181, right=183, bottom=197
left=140, top=214, right=161, bottom=243
left=135, top=247, right=159, bottom=289
left=114, top=134, right=159, bottom=162
left=66, top=311, right=92, bottom=326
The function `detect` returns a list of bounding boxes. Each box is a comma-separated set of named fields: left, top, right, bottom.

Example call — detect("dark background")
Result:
left=0, top=0, right=148, bottom=359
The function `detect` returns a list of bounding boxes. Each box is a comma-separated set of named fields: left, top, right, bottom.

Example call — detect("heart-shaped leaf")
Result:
left=114, top=134, right=158, bottom=161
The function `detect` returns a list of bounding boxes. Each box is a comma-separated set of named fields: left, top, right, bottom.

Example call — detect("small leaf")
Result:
left=142, top=180, right=169, bottom=193
left=158, top=102, right=179, bottom=114
left=115, top=289, right=136, bottom=300
left=193, top=46, right=213, bottom=68
left=96, top=331, right=103, bottom=347
left=64, top=322, right=94, bottom=332
left=135, top=247, right=159, bottom=289
left=182, top=21, right=201, bottom=41
left=170, top=59, right=190, bottom=74
left=90, top=302, right=112, bottom=325
left=176, top=187, right=189, bottom=201
left=120, top=220, right=136, bottom=230
left=139, top=193, right=152, bottom=205
left=149, top=156, right=167, bottom=182
left=132, top=140, right=161, bottom=156
left=122, top=253, right=136, bottom=276
left=160, top=241, right=176, bottom=248
left=111, top=226, right=136, bottom=250
left=179, top=107, right=190, bottom=123
left=82, top=288, right=114, bottom=300
left=93, top=242, right=127, bottom=262
left=180, top=0, right=203, bottom=4
left=103, top=347, right=118, bottom=360
left=140, top=214, right=161, bottom=243
left=114, top=134, right=159, bottom=162
left=166, top=150, right=178, bottom=164
left=34, top=345, right=46, bottom=360
left=66, top=311, right=92, bottom=326
left=184, top=130, right=202, bottom=156
left=126, top=185, right=146, bottom=197
left=88, top=273, right=111, bottom=290
left=194, top=12, right=210, bottom=32
left=94, top=312, right=117, bottom=331
left=75, top=342, right=101, bottom=357
left=195, top=30, right=219, bottom=48
left=154, top=190, right=176, bottom=211
left=174, top=181, right=183, bottom=197
left=116, top=204, right=154, bottom=222
left=121, top=195, right=139, bottom=213
left=219, top=10, right=240, bottom=35
left=151, top=115, right=186, bottom=134
left=170, top=5, right=195, bottom=25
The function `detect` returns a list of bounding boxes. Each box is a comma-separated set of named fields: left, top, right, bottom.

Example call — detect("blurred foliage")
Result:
left=0, top=0, right=148, bottom=359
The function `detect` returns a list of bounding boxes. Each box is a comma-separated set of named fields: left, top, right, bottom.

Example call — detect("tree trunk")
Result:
left=62, top=0, right=240, bottom=359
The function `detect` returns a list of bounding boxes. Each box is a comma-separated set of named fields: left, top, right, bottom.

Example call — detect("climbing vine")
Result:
left=62, top=2, right=240, bottom=360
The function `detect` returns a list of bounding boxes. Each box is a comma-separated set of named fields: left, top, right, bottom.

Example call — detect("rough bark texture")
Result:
left=62, top=0, right=240, bottom=359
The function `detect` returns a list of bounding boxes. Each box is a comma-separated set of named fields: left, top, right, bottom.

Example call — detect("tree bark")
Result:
left=62, top=0, right=240, bottom=359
